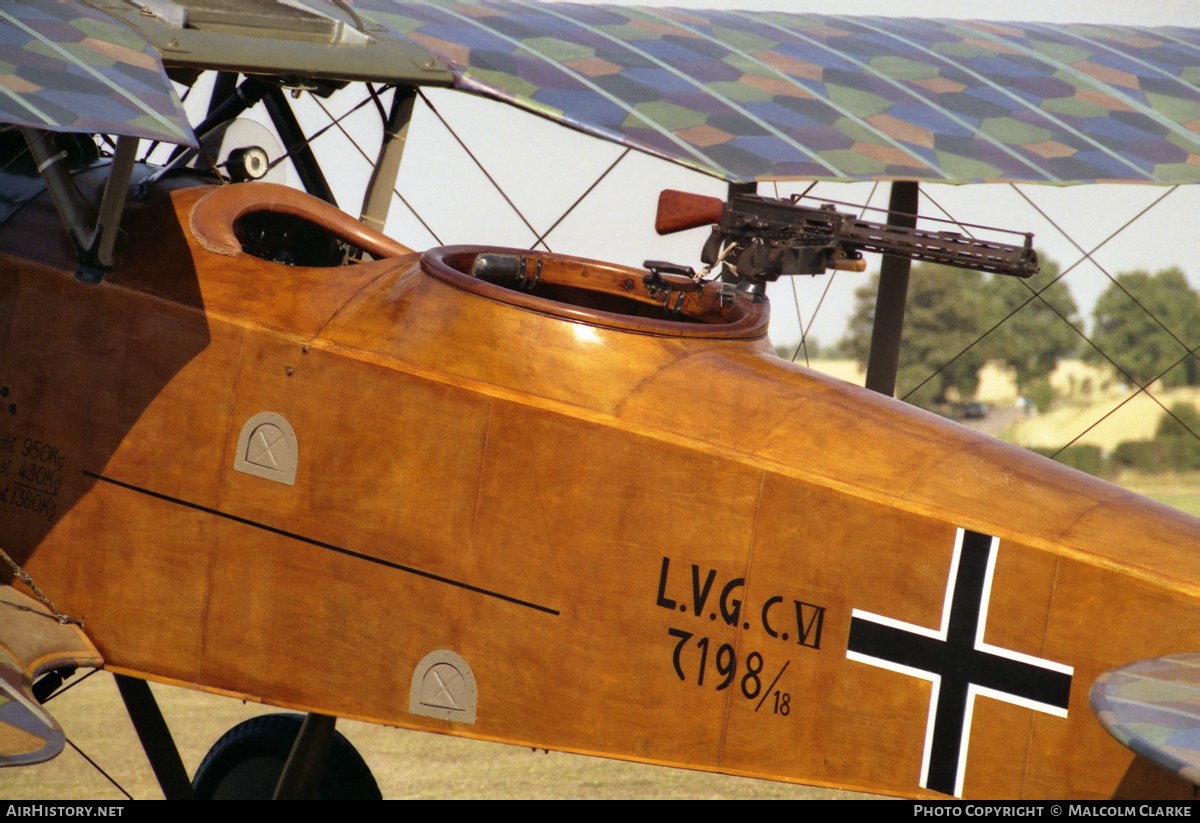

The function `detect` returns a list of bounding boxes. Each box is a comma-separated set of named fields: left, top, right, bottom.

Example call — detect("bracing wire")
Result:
left=263, top=91, right=378, bottom=177
left=34, top=668, right=134, bottom=800
left=65, top=736, right=134, bottom=801
left=786, top=181, right=863, bottom=366
left=1012, top=186, right=1191, bottom=355
left=780, top=181, right=813, bottom=367
left=417, top=89, right=543, bottom=248
left=530, top=148, right=631, bottom=252
left=41, top=668, right=99, bottom=703
left=309, top=87, right=443, bottom=245
left=1009, top=185, right=1200, bottom=451
left=902, top=184, right=1200, bottom=453
left=1054, top=344, right=1200, bottom=456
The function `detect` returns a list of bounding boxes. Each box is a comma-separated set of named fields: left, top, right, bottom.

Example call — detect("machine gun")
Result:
left=652, top=190, right=1039, bottom=289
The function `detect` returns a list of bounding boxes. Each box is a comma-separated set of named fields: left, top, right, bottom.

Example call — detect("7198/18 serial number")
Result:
left=667, top=628, right=791, bottom=715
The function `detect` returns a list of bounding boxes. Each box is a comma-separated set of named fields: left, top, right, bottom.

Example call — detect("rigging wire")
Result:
left=417, top=89, right=544, bottom=249
left=36, top=669, right=134, bottom=799
left=309, top=92, right=380, bottom=180
left=138, top=73, right=205, bottom=165
left=262, top=91, right=377, bottom=177
left=784, top=180, right=867, bottom=367
left=787, top=280, right=808, bottom=366
left=771, top=181, right=810, bottom=366
left=1012, top=185, right=1193, bottom=356
left=902, top=186, right=1146, bottom=394
left=41, top=668, right=99, bottom=704
left=530, top=148, right=631, bottom=252
left=901, top=184, right=1200, bottom=452
left=781, top=180, right=811, bottom=366
left=1053, top=343, right=1200, bottom=456
left=1008, top=185, right=1200, bottom=450
left=791, top=273, right=841, bottom=366
left=64, top=736, right=133, bottom=801
left=0, top=136, right=31, bottom=176
left=309, top=86, right=443, bottom=246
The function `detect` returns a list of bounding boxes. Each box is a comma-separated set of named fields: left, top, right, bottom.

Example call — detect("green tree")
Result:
left=1155, top=402, right=1200, bottom=471
left=1086, top=267, right=1200, bottom=388
left=983, top=257, right=1080, bottom=394
left=843, top=263, right=996, bottom=407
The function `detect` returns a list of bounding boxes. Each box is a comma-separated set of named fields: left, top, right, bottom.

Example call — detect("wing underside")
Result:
left=7, top=1, right=1200, bottom=185
left=5, top=1, right=1200, bottom=184
left=1091, top=654, right=1200, bottom=786
left=357, top=1, right=1200, bottom=185
left=0, top=584, right=102, bottom=767
left=0, top=1, right=195, bottom=146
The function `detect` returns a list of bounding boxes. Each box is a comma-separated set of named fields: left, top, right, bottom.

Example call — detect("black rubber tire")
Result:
left=191, top=713, right=382, bottom=800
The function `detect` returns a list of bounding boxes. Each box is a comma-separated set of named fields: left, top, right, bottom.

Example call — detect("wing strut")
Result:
left=864, top=181, right=918, bottom=397
left=22, top=129, right=139, bottom=284
left=262, top=87, right=337, bottom=207
left=272, top=713, right=338, bottom=800
left=114, top=674, right=195, bottom=800
left=360, top=87, right=418, bottom=232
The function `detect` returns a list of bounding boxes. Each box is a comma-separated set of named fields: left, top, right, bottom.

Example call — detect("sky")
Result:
left=261, top=0, right=1200, bottom=354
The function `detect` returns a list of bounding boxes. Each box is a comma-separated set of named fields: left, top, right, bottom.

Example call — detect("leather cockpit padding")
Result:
left=189, top=181, right=414, bottom=259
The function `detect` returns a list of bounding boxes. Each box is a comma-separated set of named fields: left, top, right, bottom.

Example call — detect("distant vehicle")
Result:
left=962, top=402, right=989, bottom=420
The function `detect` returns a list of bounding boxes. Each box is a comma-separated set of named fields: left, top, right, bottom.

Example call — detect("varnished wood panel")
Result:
left=4, top=180, right=1200, bottom=799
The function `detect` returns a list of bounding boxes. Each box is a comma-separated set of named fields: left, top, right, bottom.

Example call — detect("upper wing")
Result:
left=4, top=1, right=1200, bottom=183
left=86, top=0, right=454, bottom=89
left=0, top=1, right=195, bottom=146
left=355, top=1, right=1200, bottom=185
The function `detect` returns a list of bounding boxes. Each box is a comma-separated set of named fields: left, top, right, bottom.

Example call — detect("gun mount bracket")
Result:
left=642, top=260, right=703, bottom=316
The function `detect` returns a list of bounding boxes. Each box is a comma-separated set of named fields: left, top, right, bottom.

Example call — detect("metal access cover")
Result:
left=233, top=411, right=298, bottom=486
left=409, top=650, right=477, bottom=724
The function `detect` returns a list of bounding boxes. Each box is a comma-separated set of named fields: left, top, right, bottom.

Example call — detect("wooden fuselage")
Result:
left=2, top=177, right=1198, bottom=799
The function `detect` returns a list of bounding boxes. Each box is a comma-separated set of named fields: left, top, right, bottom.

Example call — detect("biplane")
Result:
left=4, top=0, right=1200, bottom=801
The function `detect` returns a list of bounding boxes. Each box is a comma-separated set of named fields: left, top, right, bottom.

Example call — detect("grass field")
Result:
left=0, top=674, right=877, bottom=800
left=1113, top=473, right=1200, bottom=517
left=1001, top=388, right=1200, bottom=453
left=991, top=380, right=1200, bottom=515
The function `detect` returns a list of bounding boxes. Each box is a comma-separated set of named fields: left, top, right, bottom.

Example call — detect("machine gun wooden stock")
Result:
left=655, top=189, right=1039, bottom=284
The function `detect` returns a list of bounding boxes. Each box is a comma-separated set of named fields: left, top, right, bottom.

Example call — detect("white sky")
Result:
left=271, top=0, right=1200, bottom=352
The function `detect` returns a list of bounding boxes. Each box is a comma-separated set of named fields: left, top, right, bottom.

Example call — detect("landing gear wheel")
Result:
left=192, top=713, right=381, bottom=799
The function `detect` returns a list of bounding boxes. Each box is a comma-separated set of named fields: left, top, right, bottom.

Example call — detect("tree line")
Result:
left=834, top=259, right=1200, bottom=411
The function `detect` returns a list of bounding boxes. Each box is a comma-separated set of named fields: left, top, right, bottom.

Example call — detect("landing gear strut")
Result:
left=192, top=713, right=380, bottom=800
left=115, top=675, right=379, bottom=799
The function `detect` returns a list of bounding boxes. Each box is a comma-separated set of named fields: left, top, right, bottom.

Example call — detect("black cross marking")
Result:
left=846, top=529, right=1072, bottom=797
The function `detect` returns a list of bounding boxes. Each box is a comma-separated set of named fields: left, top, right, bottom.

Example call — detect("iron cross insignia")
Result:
left=845, top=528, right=1073, bottom=797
